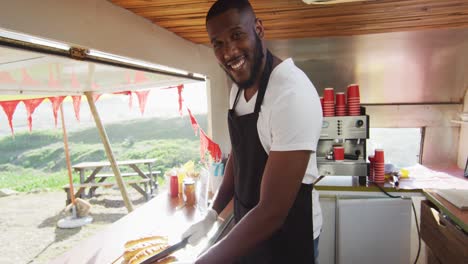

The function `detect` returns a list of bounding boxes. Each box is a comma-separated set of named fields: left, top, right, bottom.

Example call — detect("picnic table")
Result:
left=63, top=158, right=159, bottom=204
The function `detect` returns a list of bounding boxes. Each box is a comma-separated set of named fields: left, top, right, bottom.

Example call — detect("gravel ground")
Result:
left=0, top=187, right=147, bottom=264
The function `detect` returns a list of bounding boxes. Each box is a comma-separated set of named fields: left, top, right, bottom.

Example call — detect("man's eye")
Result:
left=213, top=42, right=223, bottom=49
left=232, top=32, right=242, bottom=40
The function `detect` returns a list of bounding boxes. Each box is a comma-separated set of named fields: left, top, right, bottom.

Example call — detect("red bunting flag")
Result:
left=134, top=90, right=150, bottom=115
left=92, top=93, right=102, bottom=102
left=125, top=71, right=132, bottom=85
left=0, top=100, right=20, bottom=136
left=48, top=64, right=61, bottom=88
left=186, top=107, right=199, bottom=135
left=48, top=96, right=66, bottom=127
left=0, top=71, right=15, bottom=84
left=71, top=72, right=80, bottom=89
left=113, top=91, right=133, bottom=110
left=177, top=84, right=184, bottom=116
left=134, top=71, right=148, bottom=84
left=71, top=95, right=82, bottom=121
left=199, top=129, right=222, bottom=162
left=23, top=98, right=44, bottom=132
left=21, top=68, right=40, bottom=86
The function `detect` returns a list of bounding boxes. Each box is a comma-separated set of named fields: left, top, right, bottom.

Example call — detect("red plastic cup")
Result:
left=323, top=88, right=335, bottom=102
left=320, top=97, right=324, bottom=108
left=333, top=146, right=344, bottom=161
left=374, top=149, right=385, bottom=163
left=336, top=92, right=346, bottom=106
left=347, top=84, right=360, bottom=98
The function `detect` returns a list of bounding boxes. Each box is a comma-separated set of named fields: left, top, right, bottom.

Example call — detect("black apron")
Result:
left=227, top=51, right=315, bottom=264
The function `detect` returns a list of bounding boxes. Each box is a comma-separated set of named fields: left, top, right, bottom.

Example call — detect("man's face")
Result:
left=206, top=9, right=264, bottom=89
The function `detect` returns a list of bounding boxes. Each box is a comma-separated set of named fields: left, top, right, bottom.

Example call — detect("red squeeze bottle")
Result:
left=170, top=175, right=179, bottom=197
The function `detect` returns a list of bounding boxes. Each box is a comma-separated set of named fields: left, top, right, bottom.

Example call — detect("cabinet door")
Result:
left=318, top=197, right=336, bottom=264
left=336, top=198, right=412, bottom=264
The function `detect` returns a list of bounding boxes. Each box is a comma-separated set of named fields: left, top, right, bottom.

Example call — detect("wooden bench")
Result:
left=63, top=178, right=151, bottom=205
left=92, top=171, right=161, bottom=194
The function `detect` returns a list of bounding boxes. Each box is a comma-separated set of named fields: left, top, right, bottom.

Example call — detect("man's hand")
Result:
left=182, top=209, right=218, bottom=246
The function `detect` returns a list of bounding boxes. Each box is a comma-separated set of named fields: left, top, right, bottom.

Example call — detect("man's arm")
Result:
left=211, top=152, right=235, bottom=215
left=196, top=150, right=311, bottom=263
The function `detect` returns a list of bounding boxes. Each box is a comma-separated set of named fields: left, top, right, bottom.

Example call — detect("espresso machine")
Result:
left=317, top=108, right=370, bottom=185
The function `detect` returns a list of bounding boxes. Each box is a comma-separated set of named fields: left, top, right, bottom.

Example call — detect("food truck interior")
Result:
left=0, top=1, right=466, bottom=264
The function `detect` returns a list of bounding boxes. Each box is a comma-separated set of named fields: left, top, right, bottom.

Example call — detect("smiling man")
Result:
left=182, top=1, right=323, bottom=263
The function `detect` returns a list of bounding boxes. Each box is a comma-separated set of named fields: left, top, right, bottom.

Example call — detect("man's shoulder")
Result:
left=271, top=59, right=312, bottom=86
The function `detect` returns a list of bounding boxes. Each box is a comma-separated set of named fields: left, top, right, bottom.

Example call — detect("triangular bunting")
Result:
left=71, top=95, right=82, bottom=122
left=177, top=84, right=184, bottom=116
left=134, top=71, right=148, bottom=84
left=125, top=71, right=132, bottom=85
left=114, top=91, right=133, bottom=110
left=199, top=129, right=222, bottom=162
left=21, top=68, right=40, bottom=86
left=134, top=90, right=150, bottom=115
left=48, top=96, right=66, bottom=127
left=186, top=107, right=199, bottom=135
left=92, top=93, right=102, bottom=102
left=71, top=71, right=80, bottom=89
left=91, top=82, right=100, bottom=90
left=23, top=98, right=44, bottom=132
left=0, top=71, right=16, bottom=84
left=48, top=64, right=61, bottom=88
left=0, top=100, right=20, bottom=136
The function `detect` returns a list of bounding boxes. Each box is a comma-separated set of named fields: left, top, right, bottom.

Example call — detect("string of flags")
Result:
left=0, top=68, right=221, bottom=162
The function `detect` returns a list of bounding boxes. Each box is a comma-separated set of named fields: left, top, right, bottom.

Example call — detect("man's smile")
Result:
left=227, top=55, right=246, bottom=71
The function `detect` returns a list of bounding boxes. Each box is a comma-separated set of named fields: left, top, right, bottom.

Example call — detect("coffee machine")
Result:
left=317, top=108, right=370, bottom=185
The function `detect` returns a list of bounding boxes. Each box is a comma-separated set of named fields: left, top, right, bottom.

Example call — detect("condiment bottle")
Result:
left=183, top=178, right=196, bottom=206
left=177, top=169, right=186, bottom=195
left=170, top=175, right=179, bottom=198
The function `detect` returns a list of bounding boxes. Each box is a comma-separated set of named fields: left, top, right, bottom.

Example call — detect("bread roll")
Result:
left=124, top=239, right=167, bottom=262
left=124, top=236, right=168, bottom=249
left=128, top=244, right=168, bottom=264
left=156, top=256, right=177, bottom=264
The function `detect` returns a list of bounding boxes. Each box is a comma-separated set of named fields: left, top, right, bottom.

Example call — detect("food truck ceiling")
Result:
left=0, top=45, right=203, bottom=96
left=111, top=0, right=468, bottom=44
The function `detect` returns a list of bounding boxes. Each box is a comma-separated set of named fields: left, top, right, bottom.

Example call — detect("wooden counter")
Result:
left=421, top=190, right=468, bottom=263
left=51, top=193, right=224, bottom=264
left=423, top=189, right=467, bottom=233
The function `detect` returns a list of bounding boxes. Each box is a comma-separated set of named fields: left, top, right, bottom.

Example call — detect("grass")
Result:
left=0, top=166, right=77, bottom=192
left=0, top=115, right=208, bottom=192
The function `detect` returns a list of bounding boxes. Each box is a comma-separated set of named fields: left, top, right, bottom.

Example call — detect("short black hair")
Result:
left=206, top=0, right=254, bottom=24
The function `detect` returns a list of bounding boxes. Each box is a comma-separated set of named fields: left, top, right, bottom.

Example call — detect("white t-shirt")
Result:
left=229, top=58, right=323, bottom=239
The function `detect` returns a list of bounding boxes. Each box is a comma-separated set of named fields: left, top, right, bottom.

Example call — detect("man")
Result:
left=182, top=1, right=323, bottom=263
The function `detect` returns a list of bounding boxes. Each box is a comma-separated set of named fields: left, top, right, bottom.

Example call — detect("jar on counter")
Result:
left=183, top=178, right=197, bottom=206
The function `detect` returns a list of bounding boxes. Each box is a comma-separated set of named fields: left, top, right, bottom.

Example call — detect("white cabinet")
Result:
left=317, top=192, right=416, bottom=264
left=336, top=198, right=412, bottom=264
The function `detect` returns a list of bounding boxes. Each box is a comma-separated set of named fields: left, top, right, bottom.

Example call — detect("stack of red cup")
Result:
left=320, top=97, right=324, bottom=110
left=368, top=155, right=375, bottom=182
left=347, top=84, right=360, bottom=116
left=373, top=149, right=385, bottom=184
left=322, top=88, right=335, bottom=117
left=335, top=92, right=346, bottom=116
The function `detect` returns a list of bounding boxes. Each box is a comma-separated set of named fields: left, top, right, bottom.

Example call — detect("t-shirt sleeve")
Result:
left=269, top=82, right=323, bottom=152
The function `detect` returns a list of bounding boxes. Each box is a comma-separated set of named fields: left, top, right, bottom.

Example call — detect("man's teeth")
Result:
left=230, top=58, right=245, bottom=70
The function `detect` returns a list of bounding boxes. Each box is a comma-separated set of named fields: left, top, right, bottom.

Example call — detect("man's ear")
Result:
left=255, top=18, right=265, bottom=39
